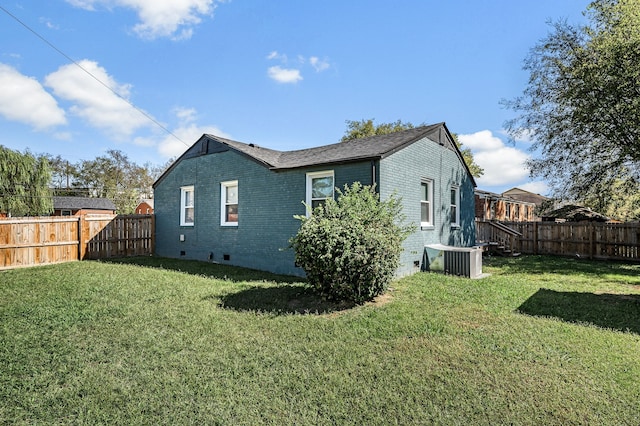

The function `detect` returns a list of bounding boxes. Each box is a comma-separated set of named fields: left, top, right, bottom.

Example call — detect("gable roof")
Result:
left=136, top=199, right=154, bottom=209
left=154, top=122, right=476, bottom=187
left=503, top=187, right=550, bottom=200
left=53, top=196, right=116, bottom=211
left=475, top=189, right=536, bottom=206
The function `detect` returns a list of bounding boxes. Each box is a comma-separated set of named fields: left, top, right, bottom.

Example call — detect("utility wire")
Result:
left=0, top=5, right=191, bottom=148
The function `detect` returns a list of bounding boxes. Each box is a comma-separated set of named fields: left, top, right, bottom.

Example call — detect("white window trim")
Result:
left=450, top=185, right=460, bottom=228
left=221, top=180, right=238, bottom=226
left=305, top=170, right=334, bottom=216
left=180, top=185, right=194, bottom=227
left=420, top=179, right=434, bottom=228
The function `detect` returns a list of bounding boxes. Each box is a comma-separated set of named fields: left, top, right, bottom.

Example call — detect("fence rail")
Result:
left=477, top=220, right=640, bottom=262
left=0, top=214, right=154, bottom=270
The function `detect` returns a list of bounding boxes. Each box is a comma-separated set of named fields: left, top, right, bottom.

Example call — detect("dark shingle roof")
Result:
left=154, top=122, right=476, bottom=187
left=210, top=123, right=449, bottom=170
left=53, top=196, right=116, bottom=211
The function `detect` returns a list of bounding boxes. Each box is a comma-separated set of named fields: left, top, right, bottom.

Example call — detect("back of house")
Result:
left=153, top=123, right=476, bottom=276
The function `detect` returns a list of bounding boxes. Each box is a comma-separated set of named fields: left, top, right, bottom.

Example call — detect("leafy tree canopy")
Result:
left=72, top=149, right=156, bottom=214
left=341, top=119, right=484, bottom=178
left=45, top=149, right=170, bottom=215
left=0, top=146, right=53, bottom=216
left=504, top=0, right=640, bottom=220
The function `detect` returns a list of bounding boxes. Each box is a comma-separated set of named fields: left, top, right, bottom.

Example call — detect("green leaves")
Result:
left=340, top=118, right=415, bottom=142
left=74, top=149, right=156, bottom=213
left=0, top=146, right=53, bottom=216
left=505, top=0, right=640, bottom=218
left=291, top=182, right=412, bottom=304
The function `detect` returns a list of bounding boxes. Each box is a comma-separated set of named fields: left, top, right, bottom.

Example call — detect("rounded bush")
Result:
left=290, top=182, right=412, bottom=304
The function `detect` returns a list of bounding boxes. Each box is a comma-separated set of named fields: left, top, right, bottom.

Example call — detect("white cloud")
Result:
left=133, top=107, right=230, bottom=158
left=65, top=0, right=98, bottom=9
left=66, top=0, right=218, bottom=40
left=459, top=129, right=504, bottom=151
left=44, top=60, right=151, bottom=138
left=266, top=51, right=287, bottom=61
left=0, top=63, right=67, bottom=129
left=266, top=52, right=330, bottom=83
left=309, top=56, right=330, bottom=72
left=459, top=130, right=530, bottom=187
left=173, top=106, right=197, bottom=122
left=517, top=181, right=549, bottom=196
left=39, top=17, right=60, bottom=30
left=267, top=66, right=303, bottom=84
left=156, top=123, right=230, bottom=158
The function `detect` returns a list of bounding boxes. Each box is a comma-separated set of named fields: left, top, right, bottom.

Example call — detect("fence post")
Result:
left=77, top=216, right=85, bottom=260
left=151, top=214, right=155, bottom=255
left=589, top=222, right=595, bottom=260
left=533, top=221, right=538, bottom=255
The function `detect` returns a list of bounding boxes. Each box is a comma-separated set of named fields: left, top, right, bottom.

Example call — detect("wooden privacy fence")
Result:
left=0, top=214, right=154, bottom=270
left=477, top=220, right=640, bottom=261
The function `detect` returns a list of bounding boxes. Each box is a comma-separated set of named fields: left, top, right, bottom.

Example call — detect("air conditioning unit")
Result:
left=424, top=244, right=483, bottom=278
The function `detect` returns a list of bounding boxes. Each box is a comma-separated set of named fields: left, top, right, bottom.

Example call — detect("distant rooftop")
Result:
left=53, top=196, right=116, bottom=211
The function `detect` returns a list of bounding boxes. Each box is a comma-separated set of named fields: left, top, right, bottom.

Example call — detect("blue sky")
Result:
left=0, top=0, right=588, bottom=194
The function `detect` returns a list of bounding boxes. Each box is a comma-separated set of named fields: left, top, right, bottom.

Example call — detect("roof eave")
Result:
left=270, top=155, right=382, bottom=171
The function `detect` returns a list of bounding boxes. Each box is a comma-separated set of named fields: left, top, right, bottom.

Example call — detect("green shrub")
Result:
left=290, top=182, right=413, bottom=304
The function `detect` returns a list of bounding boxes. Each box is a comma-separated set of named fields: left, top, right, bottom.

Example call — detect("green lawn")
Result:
left=1, top=255, right=639, bottom=425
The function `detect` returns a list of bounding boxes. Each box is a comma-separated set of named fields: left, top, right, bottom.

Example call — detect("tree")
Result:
left=290, top=182, right=412, bottom=304
left=504, top=0, right=640, bottom=217
left=73, top=150, right=155, bottom=213
left=45, top=154, right=79, bottom=195
left=340, top=118, right=416, bottom=142
left=341, top=119, right=484, bottom=178
left=0, top=146, right=53, bottom=216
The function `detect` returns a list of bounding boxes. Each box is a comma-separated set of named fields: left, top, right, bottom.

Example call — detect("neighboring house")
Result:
left=475, top=189, right=538, bottom=222
left=135, top=199, right=154, bottom=214
left=153, top=123, right=477, bottom=277
left=52, top=196, right=116, bottom=216
left=502, top=187, right=551, bottom=208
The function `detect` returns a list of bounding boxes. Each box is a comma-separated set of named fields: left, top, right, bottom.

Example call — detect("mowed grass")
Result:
left=1, top=255, right=639, bottom=425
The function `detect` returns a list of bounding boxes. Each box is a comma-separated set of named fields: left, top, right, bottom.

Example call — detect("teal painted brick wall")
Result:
left=155, top=148, right=373, bottom=276
left=155, top=136, right=474, bottom=277
left=379, top=137, right=476, bottom=276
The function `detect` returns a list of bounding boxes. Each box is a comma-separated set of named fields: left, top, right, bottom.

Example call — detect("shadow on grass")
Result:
left=217, top=285, right=355, bottom=315
left=517, top=288, right=640, bottom=334
left=99, top=256, right=303, bottom=284
left=485, top=255, right=640, bottom=281
left=100, top=257, right=354, bottom=315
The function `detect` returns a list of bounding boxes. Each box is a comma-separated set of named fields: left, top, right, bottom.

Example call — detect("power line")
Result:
left=0, top=5, right=190, bottom=149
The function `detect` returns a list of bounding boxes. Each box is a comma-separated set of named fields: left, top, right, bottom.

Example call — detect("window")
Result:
left=221, top=180, right=238, bottom=226
left=505, top=203, right=511, bottom=219
left=450, top=186, right=460, bottom=227
left=420, top=180, right=433, bottom=227
left=61, top=209, right=72, bottom=216
left=306, top=171, right=334, bottom=214
left=180, top=186, right=194, bottom=226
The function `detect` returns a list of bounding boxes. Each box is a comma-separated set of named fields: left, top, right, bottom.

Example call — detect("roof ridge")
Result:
left=154, top=122, right=475, bottom=187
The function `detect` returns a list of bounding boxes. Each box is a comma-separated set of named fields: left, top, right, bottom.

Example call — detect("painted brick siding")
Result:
left=379, top=137, right=476, bottom=276
left=154, top=149, right=373, bottom=276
